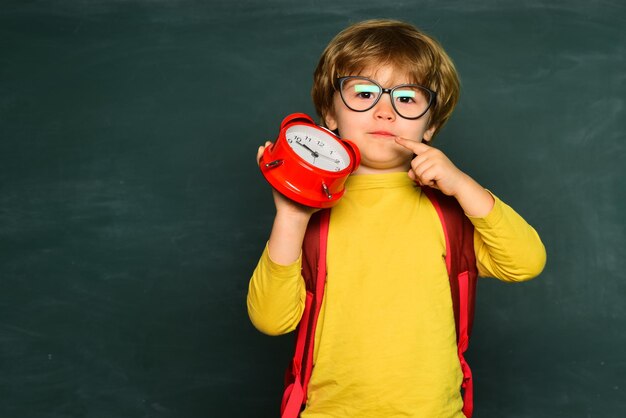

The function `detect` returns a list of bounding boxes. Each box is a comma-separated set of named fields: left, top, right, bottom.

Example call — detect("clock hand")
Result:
left=295, top=140, right=319, bottom=157
left=315, top=152, right=341, bottom=164
left=295, top=141, right=341, bottom=164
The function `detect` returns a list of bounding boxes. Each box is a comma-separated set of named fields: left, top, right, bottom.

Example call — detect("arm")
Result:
left=259, top=141, right=317, bottom=264
left=470, top=195, right=546, bottom=282
left=246, top=142, right=317, bottom=335
left=247, top=245, right=307, bottom=335
left=395, top=138, right=546, bottom=281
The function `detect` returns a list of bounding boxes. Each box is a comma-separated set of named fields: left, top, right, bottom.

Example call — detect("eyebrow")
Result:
left=353, top=83, right=417, bottom=98
left=354, top=84, right=380, bottom=93
left=393, top=90, right=416, bottom=98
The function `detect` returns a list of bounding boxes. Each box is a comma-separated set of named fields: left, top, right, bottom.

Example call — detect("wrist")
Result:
left=275, top=207, right=313, bottom=226
left=269, top=208, right=312, bottom=266
left=453, top=174, right=494, bottom=217
left=451, top=172, right=473, bottom=196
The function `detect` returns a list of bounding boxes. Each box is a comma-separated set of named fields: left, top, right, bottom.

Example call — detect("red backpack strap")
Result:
left=280, top=209, right=330, bottom=418
left=422, top=187, right=478, bottom=418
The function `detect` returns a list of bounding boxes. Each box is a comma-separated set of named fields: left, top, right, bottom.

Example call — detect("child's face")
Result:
left=325, top=64, right=436, bottom=175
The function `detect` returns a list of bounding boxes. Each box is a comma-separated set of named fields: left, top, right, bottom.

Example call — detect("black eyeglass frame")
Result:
left=336, top=76, right=437, bottom=120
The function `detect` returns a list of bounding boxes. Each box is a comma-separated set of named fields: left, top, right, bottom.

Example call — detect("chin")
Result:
left=362, top=152, right=411, bottom=169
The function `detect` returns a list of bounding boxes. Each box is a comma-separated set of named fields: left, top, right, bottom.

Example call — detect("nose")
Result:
left=373, top=93, right=396, bottom=121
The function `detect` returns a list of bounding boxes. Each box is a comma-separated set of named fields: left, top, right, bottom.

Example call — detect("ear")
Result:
left=324, top=109, right=338, bottom=131
left=422, top=124, right=437, bottom=143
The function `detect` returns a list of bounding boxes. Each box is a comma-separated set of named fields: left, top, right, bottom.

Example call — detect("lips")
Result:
left=369, top=131, right=396, bottom=137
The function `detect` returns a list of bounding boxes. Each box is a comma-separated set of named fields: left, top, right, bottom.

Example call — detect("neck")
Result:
left=352, top=163, right=411, bottom=176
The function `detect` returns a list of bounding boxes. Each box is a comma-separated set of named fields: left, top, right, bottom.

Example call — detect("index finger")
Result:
left=394, top=137, right=431, bottom=155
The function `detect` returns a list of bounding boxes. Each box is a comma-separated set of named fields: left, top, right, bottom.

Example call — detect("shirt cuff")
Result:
left=262, top=243, right=302, bottom=278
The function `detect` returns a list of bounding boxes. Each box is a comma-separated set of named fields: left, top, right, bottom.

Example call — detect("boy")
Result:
left=248, top=19, right=546, bottom=417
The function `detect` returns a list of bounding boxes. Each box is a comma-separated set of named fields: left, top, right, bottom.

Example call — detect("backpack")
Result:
left=280, top=187, right=478, bottom=418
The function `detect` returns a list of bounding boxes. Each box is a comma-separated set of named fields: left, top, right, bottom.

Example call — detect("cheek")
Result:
left=402, top=122, right=431, bottom=141
left=337, top=122, right=362, bottom=141
left=336, top=112, right=367, bottom=138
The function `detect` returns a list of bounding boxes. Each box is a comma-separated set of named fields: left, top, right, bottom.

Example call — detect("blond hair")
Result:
left=312, top=19, right=460, bottom=137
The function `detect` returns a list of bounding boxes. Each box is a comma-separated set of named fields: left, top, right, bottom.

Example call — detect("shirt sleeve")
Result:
left=246, top=243, right=307, bottom=336
left=469, top=194, right=547, bottom=282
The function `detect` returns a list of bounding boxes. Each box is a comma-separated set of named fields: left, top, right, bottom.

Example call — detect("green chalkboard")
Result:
left=1, top=1, right=624, bottom=417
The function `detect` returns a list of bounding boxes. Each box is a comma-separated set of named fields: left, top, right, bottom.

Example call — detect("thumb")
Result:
left=257, top=141, right=272, bottom=164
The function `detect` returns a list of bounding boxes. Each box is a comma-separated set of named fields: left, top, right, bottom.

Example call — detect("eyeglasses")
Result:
left=336, top=76, right=437, bottom=120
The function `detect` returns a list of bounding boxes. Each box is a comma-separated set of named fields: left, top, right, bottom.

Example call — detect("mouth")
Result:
left=369, top=131, right=396, bottom=138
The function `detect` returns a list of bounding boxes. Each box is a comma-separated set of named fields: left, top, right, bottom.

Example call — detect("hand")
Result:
left=394, top=137, right=466, bottom=197
left=394, top=137, right=495, bottom=217
left=257, top=141, right=319, bottom=219
left=257, top=141, right=319, bottom=265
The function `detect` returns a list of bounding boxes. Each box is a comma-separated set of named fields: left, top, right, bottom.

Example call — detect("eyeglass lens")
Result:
left=340, top=78, right=433, bottom=119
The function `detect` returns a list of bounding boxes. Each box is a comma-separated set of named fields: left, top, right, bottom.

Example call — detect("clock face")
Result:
left=285, top=125, right=351, bottom=172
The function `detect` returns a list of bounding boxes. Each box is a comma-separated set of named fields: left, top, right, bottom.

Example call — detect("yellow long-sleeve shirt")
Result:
left=248, top=172, right=546, bottom=418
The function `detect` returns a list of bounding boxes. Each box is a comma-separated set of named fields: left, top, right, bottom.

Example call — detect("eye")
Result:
left=353, top=84, right=379, bottom=100
left=393, top=90, right=417, bottom=104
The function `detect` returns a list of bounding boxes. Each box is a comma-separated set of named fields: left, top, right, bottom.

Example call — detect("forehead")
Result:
left=353, top=63, right=416, bottom=86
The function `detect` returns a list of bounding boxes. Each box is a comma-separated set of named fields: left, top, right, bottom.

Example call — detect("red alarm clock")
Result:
left=259, top=113, right=361, bottom=208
